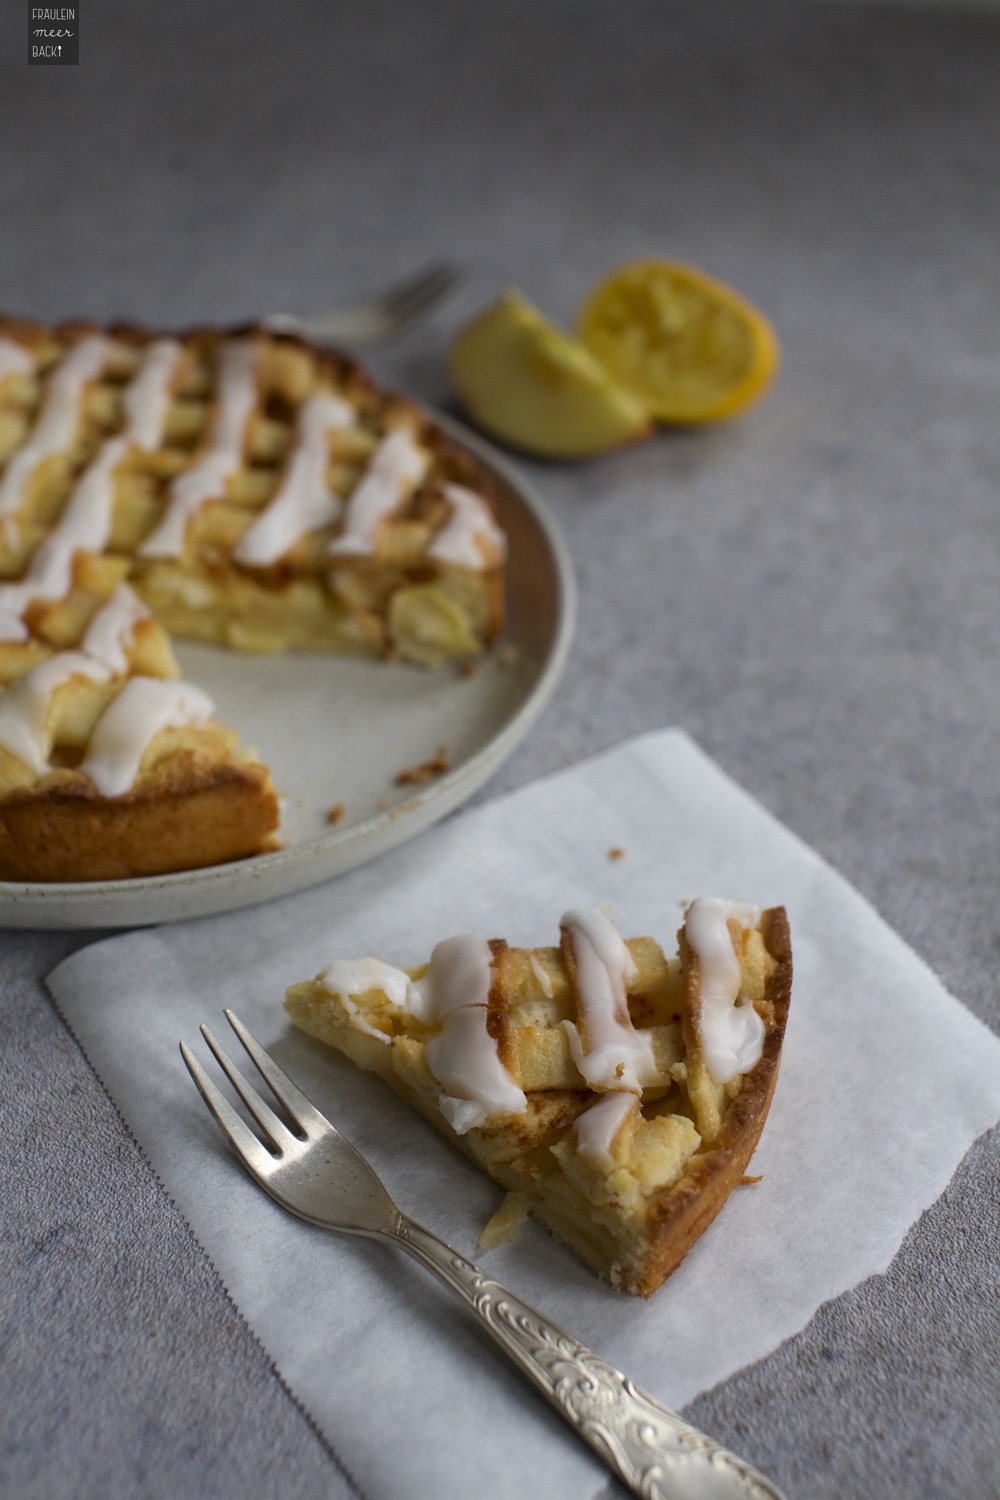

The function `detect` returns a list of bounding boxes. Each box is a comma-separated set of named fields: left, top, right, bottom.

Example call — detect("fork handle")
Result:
left=391, top=1215, right=785, bottom=1500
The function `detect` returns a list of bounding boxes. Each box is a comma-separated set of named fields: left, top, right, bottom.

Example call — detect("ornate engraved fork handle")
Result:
left=392, top=1216, right=785, bottom=1500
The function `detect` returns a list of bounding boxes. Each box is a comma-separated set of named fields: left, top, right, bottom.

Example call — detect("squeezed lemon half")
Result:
left=448, top=290, right=652, bottom=459
left=578, top=260, right=779, bottom=424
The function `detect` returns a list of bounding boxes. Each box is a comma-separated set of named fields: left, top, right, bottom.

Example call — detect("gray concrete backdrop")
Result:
left=2, top=3, right=999, bottom=1497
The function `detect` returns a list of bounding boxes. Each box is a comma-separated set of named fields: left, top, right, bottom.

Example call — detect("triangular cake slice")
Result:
left=285, top=899, right=792, bottom=1296
left=0, top=582, right=278, bottom=880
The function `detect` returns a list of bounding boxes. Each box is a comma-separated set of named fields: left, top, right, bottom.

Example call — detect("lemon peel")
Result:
left=578, top=260, right=779, bottom=424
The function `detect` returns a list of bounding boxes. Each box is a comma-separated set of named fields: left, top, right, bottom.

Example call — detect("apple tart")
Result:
left=285, top=898, right=792, bottom=1296
left=0, top=317, right=508, bottom=879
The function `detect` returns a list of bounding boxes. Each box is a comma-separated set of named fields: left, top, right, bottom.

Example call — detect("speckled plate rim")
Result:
left=0, top=414, right=576, bottom=929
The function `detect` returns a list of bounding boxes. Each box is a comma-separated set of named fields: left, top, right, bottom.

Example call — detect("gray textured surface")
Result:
left=2, top=2, right=999, bottom=1497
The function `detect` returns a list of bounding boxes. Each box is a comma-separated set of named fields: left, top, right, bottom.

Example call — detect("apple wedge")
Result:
left=449, top=290, right=652, bottom=459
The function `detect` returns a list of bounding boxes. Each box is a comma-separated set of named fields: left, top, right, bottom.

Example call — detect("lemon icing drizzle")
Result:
left=529, top=951, right=554, bottom=999
left=572, top=1090, right=639, bottom=1171
left=0, top=650, right=111, bottom=773
left=427, top=483, right=506, bottom=571
left=80, top=582, right=151, bottom=676
left=412, top=933, right=527, bottom=1135
left=328, top=427, right=427, bottom=559
left=318, top=957, right=412, bottom=1044
left=79, top=677, right=215, bottom=797
left=560, top=907, right=656, bottom=1093
left=0, top=335, right=109, bottom=522
left=685, top=896, right=765, bottom=1085
left=234, top=392, right=355, bottom=566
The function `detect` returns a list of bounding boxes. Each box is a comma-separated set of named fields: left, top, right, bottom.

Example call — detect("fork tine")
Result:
left=384, top=269, right=458, bottom=322
left=382, top=262, right=460, bottom=323
left=180, top=1040, right=276, bottom=1177
left=223, top=1009, right=330, bottom=1138
left=381, top=260, right=458, bottom=309
left=199, top=1025, right=298, bottom=1153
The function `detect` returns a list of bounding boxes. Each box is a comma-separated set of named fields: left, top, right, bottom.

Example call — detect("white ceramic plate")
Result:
left=0, top=416, right=575, bottom=929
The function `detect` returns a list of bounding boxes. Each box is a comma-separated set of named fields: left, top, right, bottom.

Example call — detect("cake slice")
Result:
left=0, top=582, right=279, bottom=880
left=284, top=898, right=791, bottom=1296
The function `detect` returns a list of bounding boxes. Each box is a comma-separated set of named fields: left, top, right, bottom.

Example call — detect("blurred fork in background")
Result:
left=265, top=261, right=460, bottom=347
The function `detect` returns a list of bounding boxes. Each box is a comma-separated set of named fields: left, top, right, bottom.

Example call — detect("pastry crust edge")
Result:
left=0, top=758, right=280, bottom=881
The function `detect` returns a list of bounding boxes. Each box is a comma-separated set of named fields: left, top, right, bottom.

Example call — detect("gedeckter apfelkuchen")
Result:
left=285, top=896, right=792, bottom=1296
left=0, top=318, right=507, bottom=881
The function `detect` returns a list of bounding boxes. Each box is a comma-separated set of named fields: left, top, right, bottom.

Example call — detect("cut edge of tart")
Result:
left=284, top=898, right=792, bottom=1296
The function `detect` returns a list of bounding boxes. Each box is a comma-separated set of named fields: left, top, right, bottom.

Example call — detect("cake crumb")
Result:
left=327, top=802, right=345, bottom=825
left=395, top=744, right=450, bottom=785
left=459, top=659, right=478, bottom=679
left=608, top=847, right=627, bottom=861
left=739, top=1174, right=764, bottom=1186
left=376, top=798, right=389, bottom=811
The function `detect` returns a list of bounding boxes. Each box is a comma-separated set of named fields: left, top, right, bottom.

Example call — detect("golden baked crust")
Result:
left=284, top=905, right=792, bottom=1296
left=0, top=317, right=508, bottom=880
left=0, top=726, right=278, bottom=882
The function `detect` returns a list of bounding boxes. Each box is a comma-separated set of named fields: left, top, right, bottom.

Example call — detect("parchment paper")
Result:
left=47, top=729, right=1000, bottom=1500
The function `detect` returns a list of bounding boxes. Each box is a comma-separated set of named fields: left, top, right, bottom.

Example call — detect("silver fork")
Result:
left=264, top=261, right=460, bottom=346
left=181, top=1011, right=786, bottom=1500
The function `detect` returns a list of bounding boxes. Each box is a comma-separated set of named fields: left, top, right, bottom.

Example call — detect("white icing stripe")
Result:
left=319, top=956, right=413, bottom=1010
left=0, top=338, right=33, bottom=383
left=0, top=651, right=112, bottom=773
left=79, top=677, right=214, bottom=797
left=529, top=952, right=554, bottom=999
left=328, top=427, right=427, bottom=559
left=319, top=956, right=412, bottom=1040
left=426, top=1006, right=527, bottom=1135
left=572, top=1091, right=639, bottom=1172
left=560, top=907, right=656, bottom=1093
left=19, top=336, right=108, bottom=456
left=408, top=932, right=492, bottom=1022
left=234, top=392, right=354, bottom=566
left=0, top=336, right=108, bottom=520
left=121, top=338, right=182, bottom=449
left=685, top=897, right=765, bottom=1086
left=427, top=484, right=506, bottom=571
left=411, top=933, right=527, bottom=1134
left=81, top=583, right=151, bottom=676
left=140, top=339, right=258, bottom=559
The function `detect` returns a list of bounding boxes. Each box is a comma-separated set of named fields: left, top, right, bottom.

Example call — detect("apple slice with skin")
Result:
left=449, top=290, right=652, bottom=459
